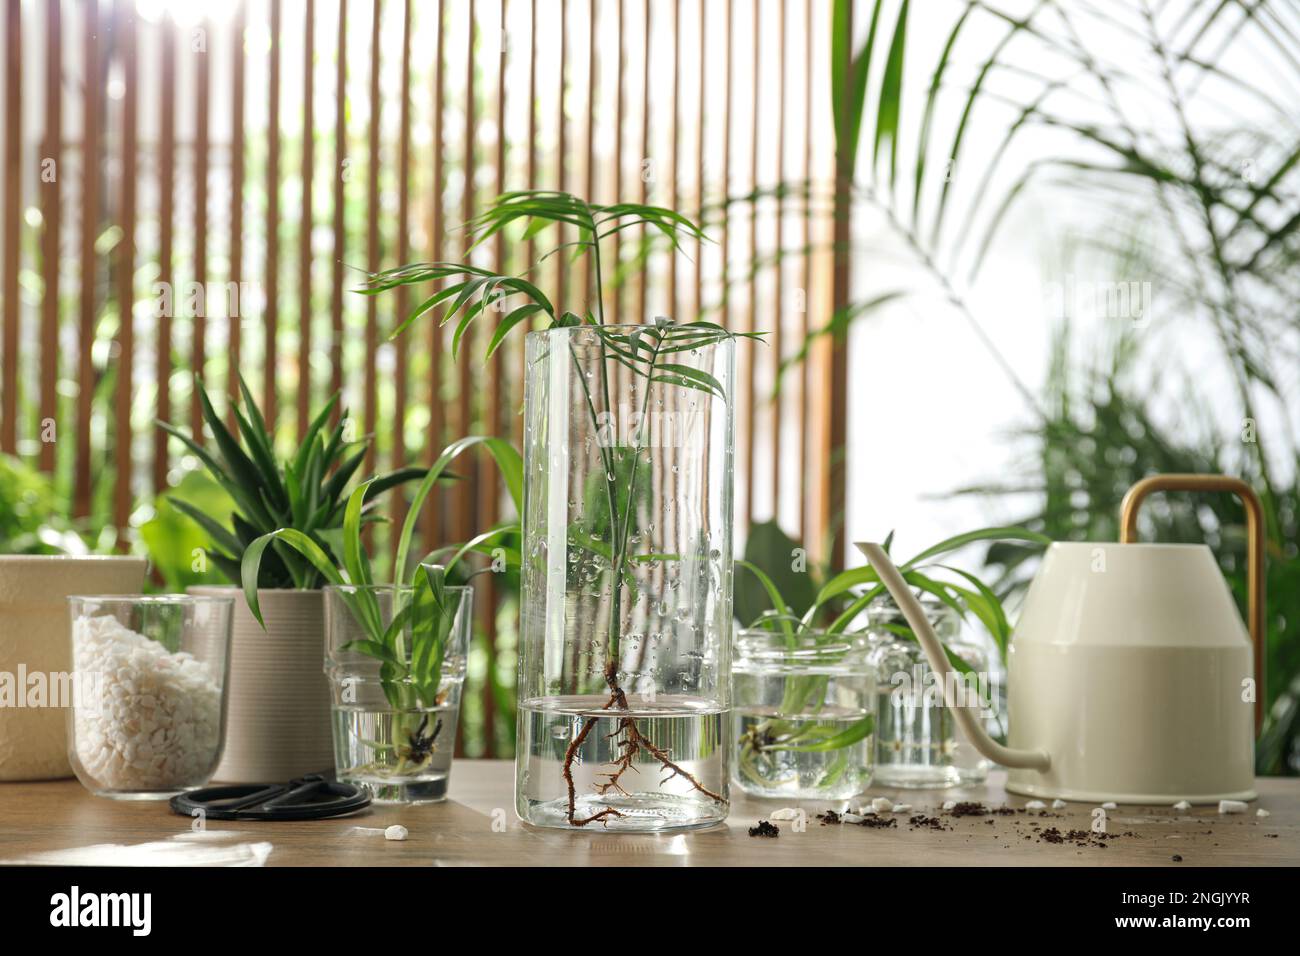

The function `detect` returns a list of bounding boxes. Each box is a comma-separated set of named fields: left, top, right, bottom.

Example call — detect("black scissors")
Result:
left=170, top=773, right=372, bottom=821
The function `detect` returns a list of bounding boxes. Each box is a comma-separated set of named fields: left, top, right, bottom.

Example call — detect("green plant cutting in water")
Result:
left=734, top=524, right=1048, bottom=791
left=363, top=190, right=764, bottom=824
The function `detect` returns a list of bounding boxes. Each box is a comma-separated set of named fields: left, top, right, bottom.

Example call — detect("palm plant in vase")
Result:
left=363, top=191, right=763, bottom=829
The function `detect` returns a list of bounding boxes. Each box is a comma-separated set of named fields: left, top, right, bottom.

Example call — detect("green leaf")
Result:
left=874, top=0, right=910, bottom=187
left=393, top=436, right=523, bottom=582
left=902, top=526, right=1051, bottom=568
left=240, top=529, right=346, bottom=628
left=342, top=481, right=373, bottom=587
left=774, top=714, right=875, bottom=753
left=736, top=521, right=818, bottom=624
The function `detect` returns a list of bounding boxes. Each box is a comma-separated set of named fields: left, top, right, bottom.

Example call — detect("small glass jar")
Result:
left=866, top=598, right=992, bottom=789
left=67, top=594, right=233, bottom=799
left=731, top=629, right=877, bottom=800
left=324, top=583, right=472, bottom=803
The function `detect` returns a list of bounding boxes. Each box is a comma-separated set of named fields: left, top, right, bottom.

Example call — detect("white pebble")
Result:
left=1100, top=801, right=1117, bottom=809
left=891, top=803, right=911, bottom=814
left=1256, top=809, right=1270, bottom=818
left=1173, top=800, right=1192, bottom=811
left=384, top=825, right=409, bottom=841
left=1024, top=800, right=1047, bottom=810
left=840, top=813, right=864, bottom=824
left=767, top=808, right=800, bottom=821
left=941, top=800, right=957, bottom=811
left=870, top=797, right=894, bottom=813
left=1218, top=800, right=1248, bottom=814
left=1051, top=799, right=1068, bottom=809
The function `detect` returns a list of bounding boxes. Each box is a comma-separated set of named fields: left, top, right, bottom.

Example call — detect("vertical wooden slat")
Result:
left=514, top=0, right=536, bottom=452
left=771, top=0, right=786, bottom=514
left=297, top=0, right=315, bottom=438
left=424, top=0, right=447, bottom=548
left=113, top=0, right=138, bottom=542
left=329, top=0, right=347, bottom=409
left=479, top=0, right=510, bottom=757
left=667, top=0, right=679, bottom=317
left=391, top=0, right=413, bottom=548
left=192, top=14, right=210, bottom=432
left=228, top=1, right=246, bottom=416
left=1, top=0, right=21, bottom=454
left=363, top=0, right=381, bottom=472
left=154, top=14, right=175, bottom=494
left=799, top=0, right=813, bottom=542
left=454, top=0, right=478, bottom=758
left=581, top=0, right=595, bottom=309
left=609, top=0, right=623, bottom=324
left=694, top=0, right=705, bottom=322
left=744, top=0, right=759, bottom=525
left=74, top=0, right=99, bottom=516
left=264, top=0, right=282, bottom=427
left=39, top=0, right=62, bottom=473
left=828, top=0, right=852, bottom=569
left=454, top=0, right=476, bottom=546
left=719, top=0, right=732, bottom=335
left=554, top=0, right=567, bottom=312
left=636, top=0, right=650, bottom=324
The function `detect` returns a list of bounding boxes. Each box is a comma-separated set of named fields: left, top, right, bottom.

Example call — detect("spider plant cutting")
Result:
left=732, top=525, right=1048, bottom=797
left=362, top=190, right=763, bottom=829
left=237, top=435, right=522, bottom=800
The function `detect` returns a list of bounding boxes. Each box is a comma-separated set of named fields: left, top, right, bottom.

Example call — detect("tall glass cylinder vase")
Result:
left=515, top=324, right=735, bottom=831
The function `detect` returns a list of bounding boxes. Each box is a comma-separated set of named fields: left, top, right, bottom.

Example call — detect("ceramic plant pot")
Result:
left=189, top=586, right=332, bottom=783
left=0, top=555, right=147, bottom=781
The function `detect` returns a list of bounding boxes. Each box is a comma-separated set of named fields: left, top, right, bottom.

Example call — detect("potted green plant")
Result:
left=158, top=376, right=429, bottom=782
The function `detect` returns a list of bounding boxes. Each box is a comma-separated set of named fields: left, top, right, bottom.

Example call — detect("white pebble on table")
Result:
left=384, top=825, right=409, bottom=841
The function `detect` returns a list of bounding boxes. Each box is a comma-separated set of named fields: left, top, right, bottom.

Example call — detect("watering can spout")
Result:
left=856, top=542, right=1051, bottom=773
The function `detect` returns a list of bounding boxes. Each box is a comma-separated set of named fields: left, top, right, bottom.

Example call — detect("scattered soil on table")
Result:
left=1172, top=854, right=1183, bottom=862
left=749, top=820, right=780, bottom=838
left=816, top=810, right=898, bottom=829
left=907, top=814, right=949, bottom=831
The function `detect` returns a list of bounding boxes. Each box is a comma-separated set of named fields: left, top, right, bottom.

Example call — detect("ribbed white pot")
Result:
left=189, top=586, right=332, bottom=783
left=0, top=555, right=147, bottom=781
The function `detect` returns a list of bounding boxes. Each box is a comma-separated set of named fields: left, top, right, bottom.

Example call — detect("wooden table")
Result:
left=1, top=763, right=1296, bottom=866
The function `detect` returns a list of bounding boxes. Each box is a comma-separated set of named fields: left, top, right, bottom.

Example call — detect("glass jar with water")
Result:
left=514, top=325, right=735, bottom=831
left=732, top=628, right=876, bottom=799
left=866, top=597, right=994, bottom=788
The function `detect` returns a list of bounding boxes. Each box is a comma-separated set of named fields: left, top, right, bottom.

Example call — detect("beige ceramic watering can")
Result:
left=859, top=474, right=1264, bottom=805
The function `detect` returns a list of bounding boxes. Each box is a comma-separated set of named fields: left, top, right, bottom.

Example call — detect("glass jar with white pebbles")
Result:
left=67, top=595, right=233, bottom=799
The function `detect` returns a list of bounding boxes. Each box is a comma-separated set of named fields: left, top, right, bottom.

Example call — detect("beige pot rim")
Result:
left=0, top=554, right=147, bottom=564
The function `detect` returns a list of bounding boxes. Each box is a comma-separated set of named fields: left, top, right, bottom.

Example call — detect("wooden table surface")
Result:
left=1, top=762, right=1297, bottom=866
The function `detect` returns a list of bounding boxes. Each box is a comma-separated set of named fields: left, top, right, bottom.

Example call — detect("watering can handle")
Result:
left=857, top=542, right=1052, bottom=772
left=1119, top=474, right=1266, bottom=733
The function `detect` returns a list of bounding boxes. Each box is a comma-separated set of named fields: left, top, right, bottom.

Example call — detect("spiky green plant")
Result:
left=156, top=374, right=429, bottom=590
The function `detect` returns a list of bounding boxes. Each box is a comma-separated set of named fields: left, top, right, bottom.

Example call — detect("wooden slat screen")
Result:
left=0, top=0, right=841, bottom=756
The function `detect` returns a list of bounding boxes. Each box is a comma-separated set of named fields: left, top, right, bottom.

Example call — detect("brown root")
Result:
left=561, top=660, right=722, bottom=827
